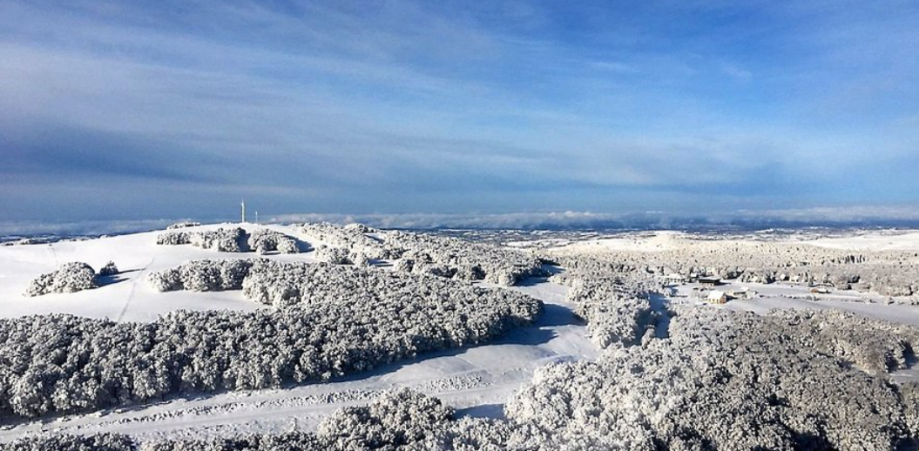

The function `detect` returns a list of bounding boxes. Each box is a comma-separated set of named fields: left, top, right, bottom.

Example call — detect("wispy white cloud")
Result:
left=0, top=0, right=917, bottom=221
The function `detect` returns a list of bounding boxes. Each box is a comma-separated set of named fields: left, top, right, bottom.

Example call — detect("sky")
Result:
left=1, top=0, right=918, bottom=225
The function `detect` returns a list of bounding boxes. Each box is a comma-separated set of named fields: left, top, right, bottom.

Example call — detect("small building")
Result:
left=665, top=273, right=686, bottom=284
left=698, top=277, right=723, bottom=288
left=707, top=290, right=728, bottom=304
left=729, top=288, right=756, bottom=300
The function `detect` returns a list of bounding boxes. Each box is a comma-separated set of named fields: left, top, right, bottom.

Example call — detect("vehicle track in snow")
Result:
left=115, top=257, right=155, bottom=323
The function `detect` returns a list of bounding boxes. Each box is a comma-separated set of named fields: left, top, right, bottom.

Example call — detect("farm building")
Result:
left=729, top=288, right=756, bottom=300
left=665, top=273, right=686, bottom=284
left=698, top=276, right=723, bottom=287
left=706, top=290, right=728, bottom=304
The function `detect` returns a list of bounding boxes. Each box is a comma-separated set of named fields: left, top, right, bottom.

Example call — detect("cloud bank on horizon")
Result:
left=1, top=0, right=917, bottom=222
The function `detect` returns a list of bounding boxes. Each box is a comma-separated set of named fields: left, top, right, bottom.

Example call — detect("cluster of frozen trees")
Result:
left=566, top=276, right=660, bottom=348
left=146, top=258, right=542, bottom=325
left=313, top=246, right=362, bottom=265
left=25, top=261, right=120, bottom=297
left=6, top=433, right=136, bottom=451
left=5, top=389, right=501, bottom=451
left=504, top=307, right=919, bottom=450
left=3, top=266, right=540, bottom=421
left=145, top=259, right=252, bottom=292
left=298, top=222, right=546, bottom=286
left=15, top=235, right=919, bottom=449
left=545, top=261, right=662, bottom=348
left=8, top=389, right=536, bottom=451
left=386, top=231, right=546, bottom=286
left=766, top=308, right=919, bottom=375
left=156, top=227, right=246, bottom=252
left=247, top=229, right=299, bottom=254
left=11, top=302, right=919, bottom=450
left=548, top=240, right=919, bottom=297
left=299, top=223, right=396, bottom=260
left=494, top=255, right=919, bottom=449
left=156, top=228, right=300, bottom=255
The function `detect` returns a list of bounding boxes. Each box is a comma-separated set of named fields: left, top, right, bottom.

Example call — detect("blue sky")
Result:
left=1, top=0, right=918, bottom=223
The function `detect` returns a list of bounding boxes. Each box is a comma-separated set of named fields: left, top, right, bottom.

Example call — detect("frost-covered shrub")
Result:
left=314, top=245, right=353, bottom=264
left=551, top=267, right=659, bottom=348
left=299, top=222, right=394, bottom=260
left=190, top=228, right=245, bottom=252
left=547, top=241, right=919, bottom=297
left=156, top=231, right=191, bottom=246
left=166, top=221, right=201, bottom=230
left=319, top=388, right=453, bottom=449
left=13, top=390, right=513, bottom=451
left=145, top=268, right=183, bottom=292
left=156, top=228, right=245, bottom=252
left=140, top=433, right=323, bottom=451
left=386, top=231, right=546, bottom=286
left=12, top=365, right=919, bottom=451
left=247, top=229, right=299, bottom=254
left=351, top=252, right=371, bottom=267
left=25, top=262, right=98, bottom=297
left=145, top=259, right=253, bottom=292
left=395, top=258, right=414, bottom=273
left=239, top=261, right=544, bottom=327
left=767, top=309, right=919, bottom=375
left=98, top=261, right=119, bottom=277
left=1, top=266, right=540, bottom=421
left=298, top=223, right=546, bottom=286
left=4, top=433, right=135, bottom=451
left=504, top=307, right=919, bottom=451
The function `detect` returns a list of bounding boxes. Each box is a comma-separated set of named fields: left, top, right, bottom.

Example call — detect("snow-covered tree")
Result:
left=98, top=261, right=119, bottom=277
left=25, top=262, right=98, bottom=297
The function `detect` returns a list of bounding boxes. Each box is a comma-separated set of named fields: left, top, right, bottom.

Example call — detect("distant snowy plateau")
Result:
left=3, top=223, right=919, bottom=450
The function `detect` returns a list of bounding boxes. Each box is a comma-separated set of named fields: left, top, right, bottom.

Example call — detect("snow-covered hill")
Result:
left=0, top=223, right=312, bottom=322
left=0, top=223, right=597, bottom=442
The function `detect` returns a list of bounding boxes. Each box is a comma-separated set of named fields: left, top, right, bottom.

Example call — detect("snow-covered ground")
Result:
left=549, top=231, right=688, bottom=254
left=671, top=280, right=919, bottom=385
left=5, top=225, right=919, bottom=444
left=0, top=223, right=315, bottom=322
left=548, top=228, right=919, bottom=254
left=669, top=281, right=919, bottom=326
left=804, top=230, right=919, bottom=252
left=0, top=226, right=596, bottom=442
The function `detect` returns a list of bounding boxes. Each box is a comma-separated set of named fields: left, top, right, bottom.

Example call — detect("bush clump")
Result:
left=247, top=229, right=299, bottom=254
left=24, top=262, right=98, bottom=297
left=156, top=228, right=245, bottom=252
left=146, top=259, right=253, bottom=292
left=298, top=223, right=546, bottom=286
left=98, top=261, right=119, bottom=277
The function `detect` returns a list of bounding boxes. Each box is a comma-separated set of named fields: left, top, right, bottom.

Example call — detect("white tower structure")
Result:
left=241, top=200, right=246, bottom=223
left=255, top=211, right=259, bottom=224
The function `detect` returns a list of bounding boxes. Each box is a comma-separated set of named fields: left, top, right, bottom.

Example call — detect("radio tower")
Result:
left=241, top=199, right=246, bottom=223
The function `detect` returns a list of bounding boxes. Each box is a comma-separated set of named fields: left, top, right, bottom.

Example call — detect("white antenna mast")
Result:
left=241, top=199, right=246, bottom=223
left=255, top=211, right=259, bottom=224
